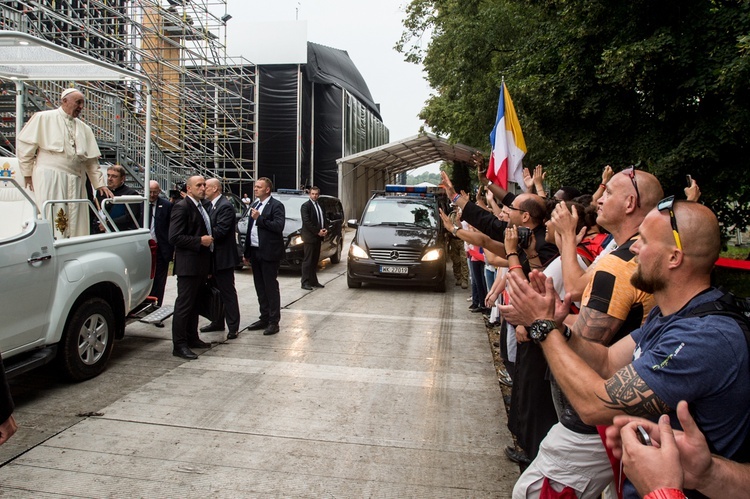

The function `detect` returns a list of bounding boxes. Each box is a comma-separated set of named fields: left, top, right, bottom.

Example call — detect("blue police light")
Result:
left=385, top=184, right=428, bottom=193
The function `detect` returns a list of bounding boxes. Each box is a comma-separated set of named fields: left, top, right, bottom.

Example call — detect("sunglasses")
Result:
left=625, top=166, right=641, bottom=208
left=657, top=195, right=683, bottom=251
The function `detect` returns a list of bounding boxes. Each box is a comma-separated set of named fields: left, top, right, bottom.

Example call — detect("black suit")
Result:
left=208, top=195, right=241, bottom=332
left=169, top=197, right=212, bottom=348
left=243, top=196, right=285, bottom=325
left=148, top=196, right=173, bottom=306
left=300, top=199, right=327, bottom=287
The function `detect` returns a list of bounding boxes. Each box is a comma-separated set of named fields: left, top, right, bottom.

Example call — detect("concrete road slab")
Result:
left=1, top=231, right=517, bottom=496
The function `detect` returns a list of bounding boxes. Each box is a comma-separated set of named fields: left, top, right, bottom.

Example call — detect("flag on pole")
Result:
left=487, top=82, right=527, bottom=190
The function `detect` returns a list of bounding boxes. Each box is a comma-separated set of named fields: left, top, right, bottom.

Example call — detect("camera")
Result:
left=517, top=226, right=532, bottom=250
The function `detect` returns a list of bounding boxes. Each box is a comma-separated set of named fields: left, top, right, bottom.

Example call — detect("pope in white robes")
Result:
left=16, top=88, right=113, bottom=238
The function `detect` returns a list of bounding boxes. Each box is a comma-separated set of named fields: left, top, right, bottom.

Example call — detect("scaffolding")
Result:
left=0, top=0, right=255, bottom=191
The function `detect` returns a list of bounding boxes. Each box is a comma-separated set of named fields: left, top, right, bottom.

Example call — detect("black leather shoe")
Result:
left=227, top=330, right=239, bottom=340
left=301, top=284, right=313, bottom=290
left=188, top=340, right=211, bottom=349
left=172, top=346, right=198, bottom=360
left=263, top=323, right=280, bottom=335
left=312, top=283, right=325, bottom=288
left=247, top=320, right=268, bottom=331
left=200, top=322, right=224, bottom=333
left=504, top=445, right=531, bottom=465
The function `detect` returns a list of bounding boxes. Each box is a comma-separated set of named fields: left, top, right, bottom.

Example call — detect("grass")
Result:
left=722, top=244, right=750, bottom=260
left=714, top=245, right=750, bottom=296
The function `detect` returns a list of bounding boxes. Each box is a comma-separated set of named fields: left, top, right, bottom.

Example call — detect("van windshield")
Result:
left=362, top=198, right=436, bottom=228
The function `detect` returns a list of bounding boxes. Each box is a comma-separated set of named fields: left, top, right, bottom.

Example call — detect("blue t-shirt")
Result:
left=631, top=287, right=750, bottom=455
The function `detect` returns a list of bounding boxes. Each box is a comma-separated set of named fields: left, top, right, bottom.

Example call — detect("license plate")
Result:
left=380, top=265, right=408, bottom=274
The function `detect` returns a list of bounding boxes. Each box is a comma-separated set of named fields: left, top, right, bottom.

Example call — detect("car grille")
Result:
left=370, top=249, right=422, bottom=263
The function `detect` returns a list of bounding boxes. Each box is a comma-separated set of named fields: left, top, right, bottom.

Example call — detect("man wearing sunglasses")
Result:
left=502, top=200, right=750, bottom=499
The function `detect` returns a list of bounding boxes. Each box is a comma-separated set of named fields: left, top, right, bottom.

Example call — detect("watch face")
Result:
left=530, top=320, right=556, bottom=343
left=529, top=323, right=543, bottom=341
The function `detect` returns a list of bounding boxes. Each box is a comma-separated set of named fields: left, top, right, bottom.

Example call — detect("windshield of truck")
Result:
left=362, top=198, right=436, bottom=228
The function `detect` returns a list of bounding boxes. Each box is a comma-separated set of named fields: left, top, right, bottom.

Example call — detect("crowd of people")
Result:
left=439, top=157, right=750, bottom=498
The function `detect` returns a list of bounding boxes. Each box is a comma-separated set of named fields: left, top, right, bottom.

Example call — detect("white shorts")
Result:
left=513, top=422, right=614, bottom=499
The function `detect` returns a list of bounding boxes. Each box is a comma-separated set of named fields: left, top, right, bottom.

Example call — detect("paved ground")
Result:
left=1, top=232, right=518, bottom=497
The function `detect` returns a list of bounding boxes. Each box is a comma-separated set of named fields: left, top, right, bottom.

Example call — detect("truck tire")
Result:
left=434, top=277, right=446, bottom=293
left=330, top=240, right=343, bottom=264
left=58, top=297, right=116, bottom=381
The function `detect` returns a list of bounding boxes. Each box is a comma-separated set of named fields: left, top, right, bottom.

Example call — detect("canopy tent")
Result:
left=0, top=30, right=152, bottom=228
left=336, top=132, right=481, bottom=220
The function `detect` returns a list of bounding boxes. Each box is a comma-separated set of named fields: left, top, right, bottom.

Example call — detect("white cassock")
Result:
left=16, top=107, right=104, bottom=238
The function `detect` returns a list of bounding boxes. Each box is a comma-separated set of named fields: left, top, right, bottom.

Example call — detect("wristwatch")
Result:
left=452, top=226, right=460, bottom=236
left=529, top=319, right=558, bottom=343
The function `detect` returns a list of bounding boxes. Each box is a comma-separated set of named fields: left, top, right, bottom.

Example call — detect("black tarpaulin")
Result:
left=306, top=42, right=381, bottom=120
left=313, top=83, right=343, bottom=196
left=258, top=65, right=298, bottom=189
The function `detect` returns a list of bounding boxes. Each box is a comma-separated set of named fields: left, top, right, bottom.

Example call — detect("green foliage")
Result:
left=406, top=171, right=442, bottom=185
left=398, top=0, right=750, bottom=233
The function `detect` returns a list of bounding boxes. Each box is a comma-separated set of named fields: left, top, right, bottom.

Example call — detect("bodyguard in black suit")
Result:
left=147, top=180, right=173, bottom=307
left=243, top=177, right=285, bottom=336
left=300, top=186, right=327, bottom=290
left=201, top=179, right=241, bottom=339
left=169, top=176, right=214, bottom=360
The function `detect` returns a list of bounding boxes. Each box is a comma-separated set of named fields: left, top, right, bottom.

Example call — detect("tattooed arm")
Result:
left=538, top=326, right=668, bottom=425
left=567, top=307, right=624, bottom=377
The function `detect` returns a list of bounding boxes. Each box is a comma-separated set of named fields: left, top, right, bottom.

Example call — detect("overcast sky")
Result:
left=223, top=0, right=438, bottom=174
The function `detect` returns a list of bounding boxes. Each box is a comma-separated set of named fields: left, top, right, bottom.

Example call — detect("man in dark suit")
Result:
left=147, top=180, right=173, bottom=308
left=169, top=175, right=214, bottom=359
left=200, top=178, right=241, bottom=340
left=243, top=177, right=285, bottom=336
left=300, top=186, right=327, bottom=290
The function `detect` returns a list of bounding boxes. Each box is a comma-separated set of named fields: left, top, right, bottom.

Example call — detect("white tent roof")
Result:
left=337, top=132, right=480, bottom=177
left=336, top=132, right=482, bottom=220
left=0, top=31, right=148, bottom=84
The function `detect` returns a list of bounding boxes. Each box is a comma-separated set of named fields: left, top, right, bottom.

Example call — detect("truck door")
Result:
left=0, top=185, right=55, bottom=354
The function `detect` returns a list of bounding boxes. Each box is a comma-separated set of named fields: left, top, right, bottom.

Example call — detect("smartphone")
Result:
left=686, top=174, right=693, bottom=187
left=636, top=425, right=652, bottom=446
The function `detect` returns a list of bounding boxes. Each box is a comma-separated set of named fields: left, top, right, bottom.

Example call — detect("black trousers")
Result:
left=249, top=248, right=281, bottom=325
left=150, top=253, right=171, bottom=306
left=212, top=268, right=241, bottom=332
left=172, top=274, right=206, bottom=348
left=301, top=239, right=322, bottom=286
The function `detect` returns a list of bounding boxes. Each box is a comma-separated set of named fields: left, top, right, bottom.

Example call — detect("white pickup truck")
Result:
left=0, top=31, right=162, bottom=381
left=0, top=160, right=155, bottom=381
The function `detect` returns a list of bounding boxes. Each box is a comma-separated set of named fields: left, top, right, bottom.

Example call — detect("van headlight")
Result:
left=290, top=235, right=303, bottom=246
left=421, top=248, right=443, bottom=262
left=349, top=243, right=369, bottom=259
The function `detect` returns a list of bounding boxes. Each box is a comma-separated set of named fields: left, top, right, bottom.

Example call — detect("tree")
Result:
left=398, top=0, right=750, bottom=234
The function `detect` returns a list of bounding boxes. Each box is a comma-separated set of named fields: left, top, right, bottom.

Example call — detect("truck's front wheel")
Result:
left=59, top=297, right=116, bottom=381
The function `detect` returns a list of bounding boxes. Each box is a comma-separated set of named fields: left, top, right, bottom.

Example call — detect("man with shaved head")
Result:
left=201, top=178, right=241, bottom=340
left=509, top=168, right=666, bottom=498
left=501, top=200, right=750, bottom=499
left=169, top=175, right=214, bottom=359
left=17, top=88, right=113, bottom=238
